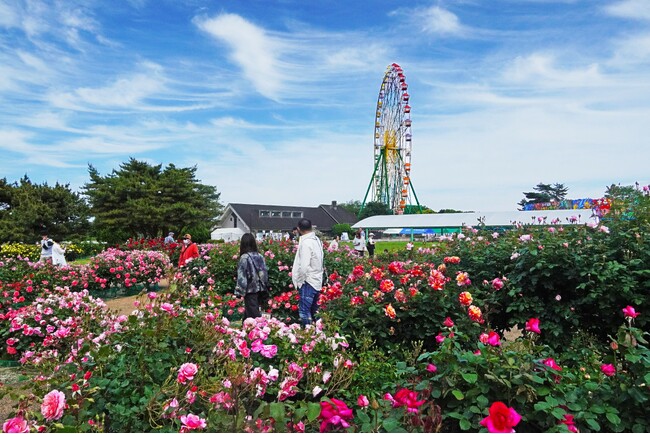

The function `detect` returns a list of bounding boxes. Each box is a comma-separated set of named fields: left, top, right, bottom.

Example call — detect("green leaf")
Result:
left=452, top=390, right=465, bottom=400
left=382, top=418, right=405, bottom=432
left=270, top=402, right=285, bottom=423
left=307, top=402, right=321, bottom=422
left=531, top=374, right=545, bottom=384
left=586, top=418, right=601, bottom=431
left=356, top=411, right=371, bottom=424
left=459, top=419, right=472, bottom=430
left=590, top=405, right=605, bottom=414
left=606, top=413, right=621, bottom=425
left=417, top=352, right=431, bottom=361
left=537, top=386, right=550, bottom=396
left=462, top=373, right=478, bottom=384
left=534, top=402, right=550, bottom=411
left=551, top=407, right=565, bottom=420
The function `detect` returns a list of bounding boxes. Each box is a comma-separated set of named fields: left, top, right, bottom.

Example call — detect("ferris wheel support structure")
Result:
left=359, top=63, right=422, bottom=217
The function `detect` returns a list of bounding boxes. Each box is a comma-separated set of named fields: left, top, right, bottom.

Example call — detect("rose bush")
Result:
left=1, top=187, right=649, bottom=432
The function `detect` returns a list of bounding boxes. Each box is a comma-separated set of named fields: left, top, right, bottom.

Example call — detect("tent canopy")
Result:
left=211, top=227, right=245, bottom=242
left=353, top=209, right=599, bottom=230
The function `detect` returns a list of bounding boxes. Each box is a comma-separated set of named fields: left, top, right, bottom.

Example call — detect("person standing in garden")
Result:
left=164, top=231, right=175, bottom=244
left=235, top=233, right=270, bottom=320
left=38, top=231, right=54, bottom=263
left=366, top=233, right=376, bottom=258
left=292, top=218, right=324, bottom=327
left=353, top=229, right=365, bottom=257
left=178, top=233, right=199, bottom=267
left=51, top=241, right=67, bottom=267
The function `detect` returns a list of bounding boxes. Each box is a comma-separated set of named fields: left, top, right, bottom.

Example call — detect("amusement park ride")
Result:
left=360, top=63, right=422, bottom=217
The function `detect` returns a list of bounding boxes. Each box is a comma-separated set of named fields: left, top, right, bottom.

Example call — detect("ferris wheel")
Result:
left=360, top=63, right=421, bottom=215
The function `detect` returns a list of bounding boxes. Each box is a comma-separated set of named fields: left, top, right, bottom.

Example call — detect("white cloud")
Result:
left=609, top=33, right=650, bottom=66
left=504, top=53, right=604, bottom=87
left=421, top=6, right=463, bottom=35
left=48, top=62, right=166, bottom=110
left=324, top=45, right=390, bottom=70
left=194, top=13, right=283, bottom=100
left=0, top=1, right=19, bottom=27
left=390, top=5, right=464, bottom=37
left=605, top=0, right=650, bottom=21
left=16, top=50, right=48, bottom=71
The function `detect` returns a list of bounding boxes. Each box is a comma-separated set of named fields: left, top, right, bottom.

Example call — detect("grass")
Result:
left=70, top=257, right=92, bottom=265
left=339, top=240, right=435, bottom=253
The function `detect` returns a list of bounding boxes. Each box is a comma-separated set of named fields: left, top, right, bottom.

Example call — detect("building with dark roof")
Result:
left=217, top=201, right=358, bottom=236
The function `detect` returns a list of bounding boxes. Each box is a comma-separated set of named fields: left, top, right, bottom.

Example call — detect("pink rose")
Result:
left=443, top=317, right=455, bottom=328
left=177, top=363, right=199, bottom=384
left=393, top=388, right=426, bottom=414
left=357, top=395, right=369, bottom=407
left=486, top=331, right=501, bottom=347
left=318, top=398, right=354, bottom=432
left=525, top=318, right=541, bottom=334
left=542, top=358, right=562, bottom=372
left=601, top=363, right=616, bottom=377
left=622, top=305, right=639, bottom=319
left=41, top=390, right=66, bottom=421
left=426, top=363, right=437, bottom=373
left=2, top=417, right=29, bottom=433
left=180, top=413, right=206, bottom=430
left=480, top=402, right=521, bottom=433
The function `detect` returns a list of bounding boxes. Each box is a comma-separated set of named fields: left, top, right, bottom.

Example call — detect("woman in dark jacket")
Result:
left=235, top=233, right=270, bottom=320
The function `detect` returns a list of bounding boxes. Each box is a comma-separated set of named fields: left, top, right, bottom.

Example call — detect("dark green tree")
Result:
left=438, top=209, right=467, bottom=213
left=0, top=176, right=91, bottom=243
left=331, top=223, right=353, bottom=238
left=340, top=200, right=362, bottom=217
left=83, top=159, right=223, bottom=243
left=358, top=201, right=392, bottom=220
left=518, top=183, right=569, bottom=209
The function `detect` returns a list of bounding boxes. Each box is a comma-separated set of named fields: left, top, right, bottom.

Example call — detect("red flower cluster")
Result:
left=443, top=256, right=461, bottom=264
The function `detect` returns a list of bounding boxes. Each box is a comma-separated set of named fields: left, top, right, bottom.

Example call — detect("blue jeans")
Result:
left=298, top=283, right=320, bottom=326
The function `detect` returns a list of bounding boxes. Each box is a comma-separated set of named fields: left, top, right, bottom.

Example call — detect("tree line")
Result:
left=0, top=158, right=222, bottom=244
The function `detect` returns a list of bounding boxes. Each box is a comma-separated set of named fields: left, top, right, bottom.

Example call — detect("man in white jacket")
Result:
left=291, top=218, right=324, bottom=327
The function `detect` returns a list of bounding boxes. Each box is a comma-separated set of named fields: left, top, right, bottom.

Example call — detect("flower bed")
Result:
left=2, top=192, right=649, bottom=432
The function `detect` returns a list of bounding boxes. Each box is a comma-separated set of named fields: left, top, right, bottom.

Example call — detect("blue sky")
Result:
left=1, top=0, right=649, bottom=212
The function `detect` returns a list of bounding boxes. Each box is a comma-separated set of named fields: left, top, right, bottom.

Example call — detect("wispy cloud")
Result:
left=48, top=62, right=166, bottom=110
left=390, top=5, right=465, bottom=37
left=504, top=53, right=604, bottom=88
left=194, top=13, right=284, bottom=100
left=609, top=33, right=650, bottom=67
left=421, top=6, right=463, bottom=35
left=605, top=0, right=650, bottom=21
left=0, top=1, right=19, bottom=28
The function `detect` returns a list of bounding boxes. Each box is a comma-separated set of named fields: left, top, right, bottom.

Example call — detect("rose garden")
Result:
left=1, top=191, right=649, bottom=433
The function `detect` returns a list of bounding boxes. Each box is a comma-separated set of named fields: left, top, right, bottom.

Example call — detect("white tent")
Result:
left=210, top=227, right=245, bottom=242
left=353, top=209, right=599, bottom=230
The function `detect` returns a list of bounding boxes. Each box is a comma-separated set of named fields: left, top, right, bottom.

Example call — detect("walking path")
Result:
left=104, top=278, right=169, bottom=316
